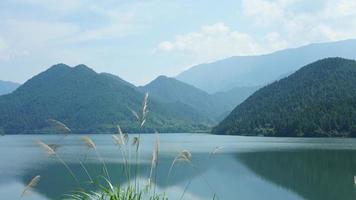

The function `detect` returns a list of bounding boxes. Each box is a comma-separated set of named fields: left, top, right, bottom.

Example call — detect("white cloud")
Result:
left=157, top=0, right=356, bottom=66
left=242, top=0, right=356, bottom=44
left=157, top=23, right=265, bottom=63
left=241, top=0, right=294, bottom=25
left=0, top=1, right=147, bottom=62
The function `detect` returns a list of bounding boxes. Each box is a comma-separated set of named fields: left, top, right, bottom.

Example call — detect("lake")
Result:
left=1, top=134, right=356, bottom=200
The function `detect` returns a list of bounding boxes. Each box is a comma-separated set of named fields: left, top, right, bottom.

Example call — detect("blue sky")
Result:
left=1, top=0, right=356, bottom=85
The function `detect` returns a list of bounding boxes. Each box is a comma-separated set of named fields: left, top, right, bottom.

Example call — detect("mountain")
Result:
left=177, top=39, right=356, bottom=93
left=0, top=64, right=211, bottom=134
left=212, top=58, right=356, bottom=137
left=100, top=72, right=136, bottom=88
left=211, top=86, right=260, bottom=120
left=0, top=80, right=20, bottom=95
left=139, top=76, right=257, bottom=120
left=139, top=76, right=219, bottom=119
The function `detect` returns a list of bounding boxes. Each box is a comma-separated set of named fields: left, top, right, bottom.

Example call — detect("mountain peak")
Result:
left=47, top=63, right=71, bottom=72
left=46, top=63, right=96, bottom=74
left=72, top=64, right=96, bottom=74
left=74, top=64, right=90, bottom=70
left=0, top=63, right=210, bottom=134
left=156, top=75, right=169, bottom=79
left=151, top=75, right=173, bottom=83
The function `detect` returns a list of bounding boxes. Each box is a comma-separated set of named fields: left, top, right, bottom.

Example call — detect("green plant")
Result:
left=21, top=94, right=219, bottom=200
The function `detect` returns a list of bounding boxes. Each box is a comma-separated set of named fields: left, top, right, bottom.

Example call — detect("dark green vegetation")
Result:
left=177, top=39, right=356, bottom=93
left=0, top=64, right=211, bottom=134
left=139, top=75, right=256, bottom=121
left=0, top=80, right=20, bottom=95
left=213, top=58, right=356, bottom=137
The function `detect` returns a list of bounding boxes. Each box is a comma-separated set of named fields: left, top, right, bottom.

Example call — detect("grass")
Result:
left=21, top=93, right=219, bottom=200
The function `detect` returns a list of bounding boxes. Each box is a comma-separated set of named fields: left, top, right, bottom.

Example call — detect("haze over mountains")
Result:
left=0, top=80, right=20, bottom=95
left=2, top=39, right=356, bottom=136
left=176, top=39, right=356, bottom=93
left=138, top=76, right=256, bottom=120
left=213, top=58, right=356, bottom=137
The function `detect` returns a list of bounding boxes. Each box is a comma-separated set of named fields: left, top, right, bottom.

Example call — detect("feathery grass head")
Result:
left=140, top=93, right=149, bottom=127
left=112, top=134, right=123, bottom=146
left=210, top=146, right=224, bottom=156
left=177, top=150, right=192, bottom=162
left=178, top=150, right=192, bottom=162
left=142, top=93, right=149, bottom=122
left=132, top=136, right=139, bottom=146
left=21, top=175, right=40, bottom=198
left=132, top=136, right=140, bottom=151
left=167, top=149, right=192, bottom=185
left=128, top=107, right=140, bottom=121
left=48, top=143, right=61, bottom=152
left=124, top=132, right=129, bottom=144
left=117, top=125, right=123, bottom=135
left=152, top=132, right=160, bottom=166
left=128, top=93, right=149, bottom=127
left=112, top=125, right=126, bottom=146
left=37, top=140, right=56, bottom=156
left=148, top=132, right=160, bottom=186
left=81, top=136, right=96, bottom=149
left=47, top=119, right=71, bottom=134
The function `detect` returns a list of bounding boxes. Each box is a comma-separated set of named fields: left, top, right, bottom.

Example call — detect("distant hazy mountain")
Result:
left=177, top=39, right=356, bottom=93
left=213, top=58, right=356, bottom=137
left=211, top=86, right=260, bottom=118
left=0, top=80, right=20, bottom=95
left=139, top=76, right=257, bottom=121
left=0, top=64, right=211, bottom=134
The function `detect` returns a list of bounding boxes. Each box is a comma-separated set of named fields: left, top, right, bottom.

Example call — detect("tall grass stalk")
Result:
left=24, top=93, right=220, bottom=200
left=148, top=132, right=160, bottom=196
left=80, top=136, right=112, bottom=183
left=37, top=140, right=81, bottom=187
left=113, top=125, right=131, bottom=180
left=128, top=92, right=149, bottom=195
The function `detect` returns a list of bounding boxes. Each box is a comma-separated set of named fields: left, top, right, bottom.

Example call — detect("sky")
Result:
left=1, top=0, right=356, bottom=85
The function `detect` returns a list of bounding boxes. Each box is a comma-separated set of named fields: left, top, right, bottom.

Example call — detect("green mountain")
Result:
left=212, top=58, right=356, bottom=137
left=139, top=76, right=256, bottom=120
left=0, top=80, right=20, bottom=95
left=139, top=76, right=219, bottom=119
left=177, top=39, right=356, bottom=93
left=0, top=64, right=211, bottom=134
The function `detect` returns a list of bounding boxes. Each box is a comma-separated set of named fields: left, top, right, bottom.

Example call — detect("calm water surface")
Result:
left=1, top=134, right=356, bottom=200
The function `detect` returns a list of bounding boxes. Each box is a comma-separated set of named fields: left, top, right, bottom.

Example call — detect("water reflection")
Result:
left=18, top=154, right=214, bottom=200
left=2, top=135, right=356, bottom=200
left=237, top=150, right=356, bottom=200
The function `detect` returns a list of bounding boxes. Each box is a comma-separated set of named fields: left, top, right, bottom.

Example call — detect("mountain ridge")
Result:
left=0, top=64, right=211, bottom=134
left=177, top=39, right=356, bottom=93
left=139, top=75, right=257, bottom=121
left=212, top=57, right=356, bottom=137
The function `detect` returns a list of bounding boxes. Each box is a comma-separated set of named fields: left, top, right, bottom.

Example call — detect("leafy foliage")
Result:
left=213, top=58, right=356, bottom=137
